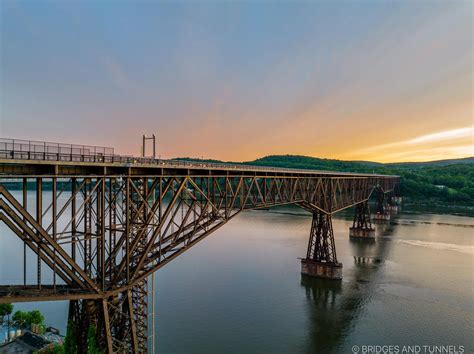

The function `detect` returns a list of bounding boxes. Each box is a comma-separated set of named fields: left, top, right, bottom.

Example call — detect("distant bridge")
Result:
left=0, top=138, right=399, bottom=353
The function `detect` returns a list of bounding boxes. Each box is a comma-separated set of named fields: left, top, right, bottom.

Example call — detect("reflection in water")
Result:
left=301, top=219, right=396, bottom=353
left=301, top=277, right=344, bottom=353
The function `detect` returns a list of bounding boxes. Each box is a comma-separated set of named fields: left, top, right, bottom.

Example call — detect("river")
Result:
left=1, top=201, right=473, bottom=353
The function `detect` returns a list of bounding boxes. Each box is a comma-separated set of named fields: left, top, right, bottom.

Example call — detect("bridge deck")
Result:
left=0, top=138, right=398, bottom=178
left=0, top=157, right=396, bottom=178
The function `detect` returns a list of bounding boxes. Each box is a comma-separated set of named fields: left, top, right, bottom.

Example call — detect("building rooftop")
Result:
left=0, top=332, right=52, bottom=353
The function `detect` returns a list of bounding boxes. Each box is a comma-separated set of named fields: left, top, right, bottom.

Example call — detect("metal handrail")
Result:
left=0, top=138, right=397, bottom=177
left=0, top=138, right=114, bottom=156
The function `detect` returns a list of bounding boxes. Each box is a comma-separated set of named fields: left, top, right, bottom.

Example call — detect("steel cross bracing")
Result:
left=352, top=201, right=373, bottom=230
left=0, top=158, right=399, bottom=353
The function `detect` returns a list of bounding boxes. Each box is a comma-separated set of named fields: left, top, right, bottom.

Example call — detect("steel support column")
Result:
left=374, top=187, right=390, bottom=221
left=67, top=291, right=139, bottom=353
left=349, top=201, right=375, bottom=239
left=301, top=211, right=342, bottom=280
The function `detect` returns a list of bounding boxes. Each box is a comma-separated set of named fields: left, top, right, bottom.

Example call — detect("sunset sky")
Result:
left=1, top=0, right=472, bottom=163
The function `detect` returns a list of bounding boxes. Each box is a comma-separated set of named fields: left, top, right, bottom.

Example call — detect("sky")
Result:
left=0, top=0, right=472, bottom=162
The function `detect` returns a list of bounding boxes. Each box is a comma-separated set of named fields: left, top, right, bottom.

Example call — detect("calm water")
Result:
left=1, top=200, right=473, bottom=353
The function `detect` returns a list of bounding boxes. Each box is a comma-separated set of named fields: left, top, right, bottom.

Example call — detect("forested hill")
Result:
left=248, top=155, right=474, bottom=170
left=244, top=155, right=474, bottom=206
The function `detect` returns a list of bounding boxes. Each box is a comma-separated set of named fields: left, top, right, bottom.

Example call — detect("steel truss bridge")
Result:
left=0, top=139, right=399, bottom=353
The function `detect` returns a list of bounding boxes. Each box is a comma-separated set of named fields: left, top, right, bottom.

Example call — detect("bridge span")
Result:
left=0, top=138, right=399, bottom=352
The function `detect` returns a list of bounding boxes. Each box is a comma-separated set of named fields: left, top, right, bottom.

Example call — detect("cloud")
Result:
left=407, top=127, right=473, bottom=144
left=355, top=126, right=474, bottom=155
left=344, top=126, right=473, bottom=162
left=374, top=145, right=474, bottom=162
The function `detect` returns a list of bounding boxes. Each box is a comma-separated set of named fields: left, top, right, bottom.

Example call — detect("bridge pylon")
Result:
left=349, top=201, right=375, bottom=240
left=68, top=290, right=141, bottom=353
left=385, top=191, right=399, bottom=212
left=373, top=187, right=391, bottom=221
left=301, top=211, right=342, bottom=280
left=392, top=183, right=403, bottom=205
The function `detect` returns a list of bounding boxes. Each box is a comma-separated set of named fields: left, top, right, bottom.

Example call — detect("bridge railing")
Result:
left=0, top=138, right=115, bottom=163
left=0, top=137, right=393, bottom=176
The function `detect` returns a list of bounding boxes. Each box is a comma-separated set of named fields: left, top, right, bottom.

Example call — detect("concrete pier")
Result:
left=374, top=212, right=390, bottom=221
left=392, top=196, right=403, bottom=204
left=349, top=226, right=375, bottom=239
left=301, top=259, right=342, bottom=280
left=386, top=205, right=398, bottom=212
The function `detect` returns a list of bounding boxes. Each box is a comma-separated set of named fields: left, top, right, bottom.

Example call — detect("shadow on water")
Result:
left=300, top=219, right=397, bottom=353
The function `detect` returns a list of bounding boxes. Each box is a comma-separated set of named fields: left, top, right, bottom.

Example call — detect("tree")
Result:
left=0, top=303, right=14, bottom=336
left=0, top=303, right=13, bottom=324
left=52, top=343, right=66, bottom=354
left=63, top=320, right=78, bottom=354
left=86, top=325, right=103, bottom=354
left=12, top=310, right=29, bottom=328
left=12, top=309, right=45, bottom=329
left=27, top=310, right=45, bottom=326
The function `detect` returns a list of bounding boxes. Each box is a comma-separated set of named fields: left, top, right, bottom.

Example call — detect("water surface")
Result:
left=1, top=202, right=472, bottom=353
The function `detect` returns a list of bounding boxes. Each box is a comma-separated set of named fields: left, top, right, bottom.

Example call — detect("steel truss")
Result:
left=375, top=186, right=387, bottom=214
left=352, top=201, right=373, bottom=231
left=305, top=211, right=337, bottom=264
left=0, top=170, right=399, bottom=353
